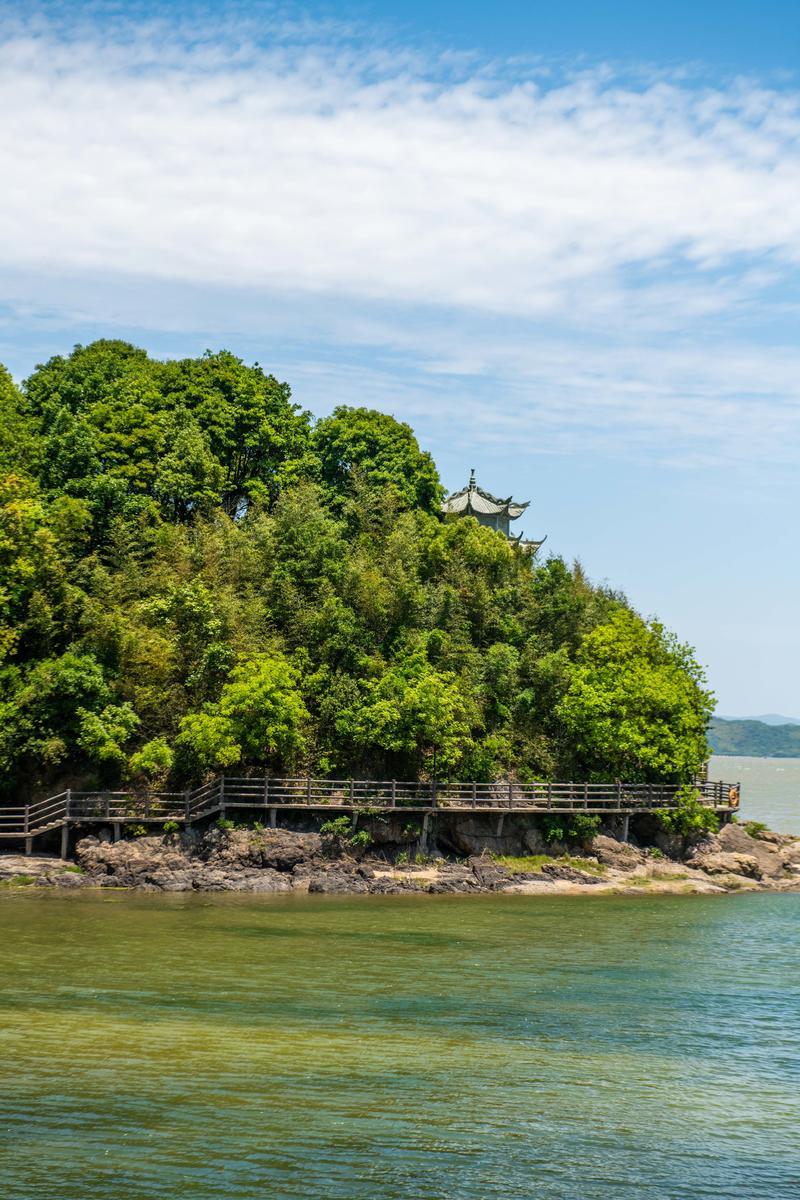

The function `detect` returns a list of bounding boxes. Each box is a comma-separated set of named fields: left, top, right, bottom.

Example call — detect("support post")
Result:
left=496, top=813, right=505, bottom=838
left=621, top=815, right=630, bottom=843
left=390, top=780, right=396, bottom=808
left=25, top=836, right=32, bottom=857
left=420, top=811, right=430, bottom=854
left=269, top=807, right=276, bottom=828
left=184, top=790, right=191, bottom=822
left=508, top=779, right=513, bottom=809
left=60, top=822, right=69, bottom=860
left=113, top=822, right=121, bottom=843
left=219, top=776, right=225, bottom=820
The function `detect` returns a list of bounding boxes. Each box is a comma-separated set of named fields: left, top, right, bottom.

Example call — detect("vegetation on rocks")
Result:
left=0, top=340, right=714, bottom=798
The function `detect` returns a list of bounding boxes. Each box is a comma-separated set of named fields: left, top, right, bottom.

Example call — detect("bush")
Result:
left=539, top=813, right=600, bottom=846
left=742, top=820, right=769, bottom=838
left=128, top=823, right=148, bottom=838
left=654, top=787, right=719, bottom=837
left=162, top=819, right=179, bottom=834
left=349, top=829, right=372, bottom=851
left=320, top=816, right=351, bottom=837
left=215, top=817, right=235, bottom=832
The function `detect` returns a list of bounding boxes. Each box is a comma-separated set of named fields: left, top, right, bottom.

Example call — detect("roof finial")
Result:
left=469, top=467, right=476, bottom=488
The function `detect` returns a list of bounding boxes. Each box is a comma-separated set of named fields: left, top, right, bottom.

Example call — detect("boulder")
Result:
left=695, top=852, right=762, bottom=880
left=591, top=835, right=645, bottom=871
left=468, top=856, right=510, bottom=890
left=717, top=824, right=785, bottom=878
left=307, top=870, right=369, bottom=894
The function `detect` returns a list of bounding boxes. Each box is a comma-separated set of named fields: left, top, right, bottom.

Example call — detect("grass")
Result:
left=1, top=874, right=36, bottom=887
left=63, top=864, right=83, bottom=874
left=492, top=854, right=606, bottom=876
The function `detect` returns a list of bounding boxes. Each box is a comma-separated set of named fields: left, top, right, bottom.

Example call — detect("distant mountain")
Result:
left=719, top=713, right=800, bottom=727
left=709, top=717, right=800, bottom=757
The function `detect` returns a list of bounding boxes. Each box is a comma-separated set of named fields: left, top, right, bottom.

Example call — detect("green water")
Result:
left=1, top=890, right=799, bottom=1199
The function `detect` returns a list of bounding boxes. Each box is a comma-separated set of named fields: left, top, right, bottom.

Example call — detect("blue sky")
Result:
left=1, top=0, right=799, bottom=715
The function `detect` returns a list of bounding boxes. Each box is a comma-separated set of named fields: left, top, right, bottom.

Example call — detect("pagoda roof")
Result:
left=442, top=470, right=529, bottom=520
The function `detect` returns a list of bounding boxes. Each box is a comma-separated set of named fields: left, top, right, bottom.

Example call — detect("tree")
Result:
left=313, top=406, right=442, bottom=515
left=556, top=608, right=714, bottom=782
left=342, top=653, right=477, bottom=776
left=175, top=653, right=308, bottom=776
left=159, top=351, right=315, bottom=513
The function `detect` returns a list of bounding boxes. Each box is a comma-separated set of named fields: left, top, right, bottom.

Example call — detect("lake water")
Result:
left=710, top=754, right=800, bottom=834
left=1, top=889, right=799, bottom=1199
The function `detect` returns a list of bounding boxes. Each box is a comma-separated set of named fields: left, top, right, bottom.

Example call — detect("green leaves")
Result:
left=556, top=608, right=714, bottom=782
left=175, top=653, right=308, bottom=777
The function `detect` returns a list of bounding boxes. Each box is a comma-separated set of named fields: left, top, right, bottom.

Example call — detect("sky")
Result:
left=1, top=0, right=799, bottom=716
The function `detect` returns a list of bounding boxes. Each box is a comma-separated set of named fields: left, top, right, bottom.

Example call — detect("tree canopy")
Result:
left=0, top=340, right=713, bottom=797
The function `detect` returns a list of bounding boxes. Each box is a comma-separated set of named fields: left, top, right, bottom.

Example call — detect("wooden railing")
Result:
left=0, top=775, right=740, bottom=844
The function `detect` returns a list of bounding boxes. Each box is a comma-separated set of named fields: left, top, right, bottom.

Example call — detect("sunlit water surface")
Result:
left=1, top=890, right=799, bottom=1199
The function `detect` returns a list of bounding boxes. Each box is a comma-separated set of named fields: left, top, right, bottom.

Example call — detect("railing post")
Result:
left=584, top=782, right=588, bottom=809
left=547, top=782, right=552, bottom=810
left=65, top=788, right=71, bottom=819
left=219, top=776, right=226, bottom=820
left=431, top=778, right=437, bottom=808
left=307, top=777, right=312, bottom=805
left=264, top=776, right=269, bottom=807
left=508, top=779, right=513, bottom=809
left=349, top=779, right=355, bottom=805
left=391, top=780, right=396, bottom=808
left=184, top=790, right=191, bottom=822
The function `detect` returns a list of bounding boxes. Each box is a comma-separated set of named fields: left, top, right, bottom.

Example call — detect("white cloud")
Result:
left=2, top=12, right=800, bottom=466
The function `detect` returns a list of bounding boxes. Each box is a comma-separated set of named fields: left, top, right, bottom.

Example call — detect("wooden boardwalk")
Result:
left=0, top=775, right=740, bottom=855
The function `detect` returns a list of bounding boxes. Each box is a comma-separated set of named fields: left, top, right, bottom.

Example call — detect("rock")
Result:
left=591, top=835, right=645, bottom=871
left=307, top=870, right=369, bottom=894
left=540, top=862, right=602, bottom=884
left=695, top=852, right=762, bottom=879
left=717, top=824, right=785, bottom=878
left=468, top=856, right=510, bottom=890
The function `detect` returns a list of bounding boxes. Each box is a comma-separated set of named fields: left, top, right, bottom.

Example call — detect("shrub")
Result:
left=320, top=816, right=352, bottom=837
left=128, top=823, right=148, bottom=838
left=215, top=817, right=235, bottom=832
left=539, top=813, right=600, bottom=846
left=742, top=820, right=769, bottom=838
left=349, top=829, right=372, bottom=851
left=162, top=819, right=179, bottom=835
left=654, top=786, right=719, bottom=837
left=568, top=813, right=601, bottom=844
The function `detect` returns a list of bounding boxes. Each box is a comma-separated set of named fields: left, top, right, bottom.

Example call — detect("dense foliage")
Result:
left=0, top=341, right=714, bottom=797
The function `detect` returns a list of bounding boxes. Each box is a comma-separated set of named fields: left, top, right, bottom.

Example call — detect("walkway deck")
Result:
left=0, top=775, right=740, bottom=854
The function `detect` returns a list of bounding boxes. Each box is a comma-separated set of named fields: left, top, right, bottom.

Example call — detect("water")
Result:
left=711, top=754, right=800, bottom=834
left=1, top=889, right=799, bottom=1199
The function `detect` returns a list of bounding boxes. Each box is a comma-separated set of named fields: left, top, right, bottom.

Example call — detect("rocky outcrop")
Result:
left=3, top=818, right=799, bottom=896
left=686, top=823, right=788, bottom=880
left=591, top=835, right=646, bottom=871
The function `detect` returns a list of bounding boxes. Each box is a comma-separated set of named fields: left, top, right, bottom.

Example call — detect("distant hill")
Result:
left=719, top=713, right=800, bottom=727
left=709, top=717, right=800, bottom=757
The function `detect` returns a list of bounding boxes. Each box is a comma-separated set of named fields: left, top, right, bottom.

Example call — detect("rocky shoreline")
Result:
left=2, top=820, right=800, bottom=896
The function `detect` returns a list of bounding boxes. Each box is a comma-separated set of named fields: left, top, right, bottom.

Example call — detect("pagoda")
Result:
left=441, top=470, right=546, bottom=551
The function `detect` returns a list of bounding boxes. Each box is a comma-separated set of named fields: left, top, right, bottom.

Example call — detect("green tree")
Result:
left=556, top=608, right=714, bottom=782
left=313, top=406, right=442, bottom=515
